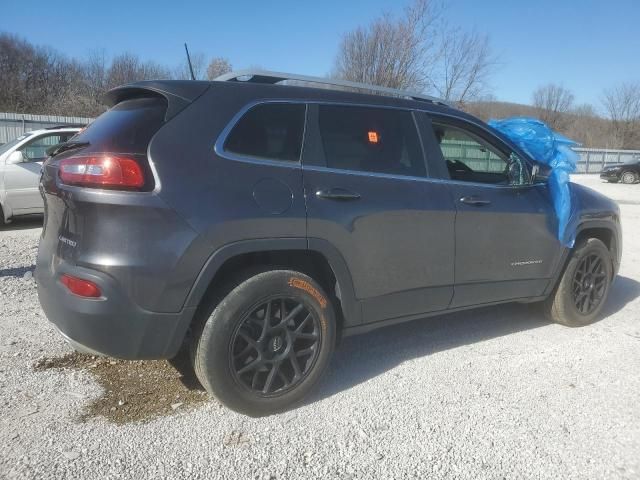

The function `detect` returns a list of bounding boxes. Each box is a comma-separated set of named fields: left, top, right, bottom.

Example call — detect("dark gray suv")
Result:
left=36, top=71, right=622, bottom=416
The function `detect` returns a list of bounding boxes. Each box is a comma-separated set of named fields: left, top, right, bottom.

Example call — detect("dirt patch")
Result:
left=33, top=350, right=210, bottom=424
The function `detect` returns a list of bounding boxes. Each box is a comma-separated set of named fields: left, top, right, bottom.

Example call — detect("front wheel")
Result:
left=544, top=238, right=613, bottom=327
left=191, top=270, right=336, bottom=416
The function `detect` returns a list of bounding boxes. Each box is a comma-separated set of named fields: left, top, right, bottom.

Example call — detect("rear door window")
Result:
left=317, top=105, right=426, bottom=177
left=224, top=103, right=306, bottom=162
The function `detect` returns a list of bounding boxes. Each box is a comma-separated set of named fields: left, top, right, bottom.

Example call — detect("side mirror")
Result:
left=530, top=163, right=540, bottom=183
left=530, top=162, right=550, bottom=184
left=7, top=150, right=26, bottom=164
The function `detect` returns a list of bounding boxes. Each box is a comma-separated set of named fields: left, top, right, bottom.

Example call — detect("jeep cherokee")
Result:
left=36, top=71, right=622, bottom=416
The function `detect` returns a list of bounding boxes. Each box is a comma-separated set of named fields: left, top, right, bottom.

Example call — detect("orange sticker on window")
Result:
left=367, top=131, right=379, bottom=143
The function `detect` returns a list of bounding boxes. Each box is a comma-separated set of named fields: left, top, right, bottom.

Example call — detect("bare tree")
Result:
left=333, top=0, right=441, bottom=91
left=429, top=29, right=497, bottom=104
left=106, top=53, right=170, bottom=90
left=332, top=0, right=497, bottom=103
left=139, top=60, right=171, bottom=81
left=84, top=50, right=107, bottom=96
left=0, top=33, right=80, bottom=114
left=565, top=103, right=611, bottom=148
left=601, top=82, right=640, bottom=149
left=175, top=51, right=207, bottom=80
left=206, top=57, right=232, bottom=80
left=531, top=83, right=574, bottom=130
left=464, top=97, right=623, bottom=149
left=0, top=34, right=240, bottom=117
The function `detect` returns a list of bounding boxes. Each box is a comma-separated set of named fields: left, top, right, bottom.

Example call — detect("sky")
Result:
left=3, top=0, right=640, bottom=109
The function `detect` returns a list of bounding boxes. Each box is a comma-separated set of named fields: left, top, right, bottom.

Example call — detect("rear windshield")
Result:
left=74, top=97, right=167, bottom=154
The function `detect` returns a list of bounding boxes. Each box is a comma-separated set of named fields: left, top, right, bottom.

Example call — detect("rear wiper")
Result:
left=47, top=141, right=90, bottom=157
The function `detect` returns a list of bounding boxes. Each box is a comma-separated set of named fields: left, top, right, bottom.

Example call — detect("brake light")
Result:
left=60, top=274, right=102, bottom=298
left=59, top=155, right=145, bottom=189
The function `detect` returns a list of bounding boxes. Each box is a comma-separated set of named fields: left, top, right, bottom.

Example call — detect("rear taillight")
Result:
left=60, top=274, right=102, bottom=298
left=59, top=155, right=145, bottom=189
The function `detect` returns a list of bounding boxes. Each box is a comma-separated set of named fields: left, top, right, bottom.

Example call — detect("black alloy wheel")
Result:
left=230, top=297, right=322, bottom=396
left=543, top=237, right=612, bottom=327
left=190, top=269, right=336, bottom=416
left=571, top=252, right=608, bottom=315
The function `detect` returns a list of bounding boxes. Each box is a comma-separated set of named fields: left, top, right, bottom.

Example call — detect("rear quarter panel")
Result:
left=148, top=84, right=307, bottom=310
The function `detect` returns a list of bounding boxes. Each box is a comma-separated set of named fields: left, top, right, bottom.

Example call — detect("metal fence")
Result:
left=437, top=140, right=638, bottom=175
left=0, top=112, right=94, bottom=144
left=573, top=148, right=640, bottom=173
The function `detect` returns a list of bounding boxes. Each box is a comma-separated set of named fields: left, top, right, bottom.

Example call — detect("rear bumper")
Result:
left=36, top=259, right=196, bottom=360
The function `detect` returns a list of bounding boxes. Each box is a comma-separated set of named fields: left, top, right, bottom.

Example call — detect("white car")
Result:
left=0, top=127, right=81, bottom=224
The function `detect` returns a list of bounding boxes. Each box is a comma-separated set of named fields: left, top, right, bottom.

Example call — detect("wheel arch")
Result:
left=179, top=238, right=361, bottom=344
left=546, top=219, right=621, bottom=297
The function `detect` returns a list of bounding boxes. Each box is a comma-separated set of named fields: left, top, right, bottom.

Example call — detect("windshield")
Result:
left=0, top=134, right=31, bottom=156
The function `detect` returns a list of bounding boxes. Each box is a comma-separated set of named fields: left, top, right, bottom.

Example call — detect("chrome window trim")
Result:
left=214, top=99, right=531, bottom=188
left=425, top=111, right=533, bottom=186
left=215, top=99, right=431, bottom=175
left=303, top=164, right=540, bottom=190
left=303, top=165, right=430, bottom=183
left=213, top=100, right=308, bottom=169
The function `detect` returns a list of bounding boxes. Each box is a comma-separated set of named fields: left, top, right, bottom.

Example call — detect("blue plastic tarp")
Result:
left=488, top=117, right=579, bottom=247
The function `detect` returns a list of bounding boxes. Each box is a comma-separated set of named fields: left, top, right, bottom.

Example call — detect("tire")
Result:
left=621, top=171, right=638, bottom=184
left=191, top=269, right=336, bottom=416
left=544, top=238, right=612, bottom=327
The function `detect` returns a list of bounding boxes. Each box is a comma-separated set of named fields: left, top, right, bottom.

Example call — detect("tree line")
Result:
left=0, top=33, right=231, bottom=117
left=1, top=0, right=639, bottom=149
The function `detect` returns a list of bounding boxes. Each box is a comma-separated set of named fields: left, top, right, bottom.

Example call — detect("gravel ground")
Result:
left=1, top=174, right=639, bottom=479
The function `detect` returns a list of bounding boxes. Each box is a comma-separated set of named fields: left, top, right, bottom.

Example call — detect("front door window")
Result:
left=432, top=122, right=526, bottom=186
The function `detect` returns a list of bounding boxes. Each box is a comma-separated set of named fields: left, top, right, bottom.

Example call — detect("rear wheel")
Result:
left=621, top=171, right=638, bottom=184
left=191, top=270, right=336, bottom=416
left=544, top=238, right=612, bottom=327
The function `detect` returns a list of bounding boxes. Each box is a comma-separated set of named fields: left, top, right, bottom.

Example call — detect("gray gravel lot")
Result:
left=1, top=174, right=639, bottom=479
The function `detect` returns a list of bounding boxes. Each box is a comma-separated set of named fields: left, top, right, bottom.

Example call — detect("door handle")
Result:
left=316, top=188, right=361, bottom=201
left=460, top=196, right=491, bottom=206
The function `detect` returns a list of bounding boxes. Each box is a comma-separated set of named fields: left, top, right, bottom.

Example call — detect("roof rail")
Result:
left=215, top=69, right=453, bottom=107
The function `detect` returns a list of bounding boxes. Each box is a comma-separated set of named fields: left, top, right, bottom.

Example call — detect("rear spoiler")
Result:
left=105, top=80, right=211, bottom=121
